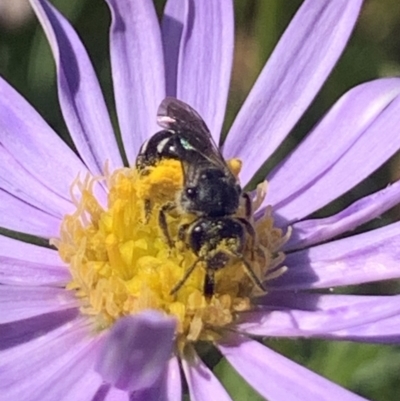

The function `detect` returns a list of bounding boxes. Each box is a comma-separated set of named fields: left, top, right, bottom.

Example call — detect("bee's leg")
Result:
left=143, top=199, right=152, bottom=223
left=203, top=269, right=215, bottom=300
left=178, top=223, right=190, bottom=243
left=170, top=257, right=204, bottom=295
left=242, top=192, right=252, bottom=220
left=159, top=203, right=176, bottom=248
left=238, top=217, right=257, bottom=260
left=236, top=252, right=266, bottom=293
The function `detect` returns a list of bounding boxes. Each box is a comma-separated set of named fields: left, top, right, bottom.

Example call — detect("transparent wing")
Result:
left=157, top=97, right=227, bottom=170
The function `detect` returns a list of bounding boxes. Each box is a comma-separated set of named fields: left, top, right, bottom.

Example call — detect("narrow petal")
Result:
left=0, top=286, right=78, bottom=323
left=0, top=234, right=61, bottom=263
left=181, top=345, right=233, bottom=401
left=0, top=77, right=88, bottom=201
left=161, top=0, right=188, bottom=97
left=269, top=221, right=400, bottom=291
left=0, top=309, right=79, bottom=352
left=0, top=190, right=61, bottom=238
left=0, top=315, right=89, bottom=360
left=30, top=0, right=123, bottom=176
left=95, top=311, right=176, bottom=392
left=0, top=146, right=74, bottom=218
left=0, top=235, right=69, bottom=286
left=166, top=0, right=234, bottom=138
left=267, top=78, right=400, bottom=223
left=236, top=293, right=400, bottom=337
left=218, top=335, right=368, bottom=401
left=106, top=0, right=166, bottom=163
left=329, top=313, right=400, bottom=344
left=224, top=0, right=363, bottom=185
left=165, top=357, right=182, bottom=401
left=285, top=178, right=400, bottom=251
left=0, top=256, right=70, bottom=286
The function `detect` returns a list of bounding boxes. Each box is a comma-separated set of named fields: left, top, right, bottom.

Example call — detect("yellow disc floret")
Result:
left=55, top=158, right=288, bottom=347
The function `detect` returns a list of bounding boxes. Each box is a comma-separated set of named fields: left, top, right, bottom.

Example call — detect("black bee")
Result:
left=136, top=97, right=265, bottom=297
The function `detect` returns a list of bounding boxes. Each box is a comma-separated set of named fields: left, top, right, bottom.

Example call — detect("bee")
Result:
left=136, top=97, right=265, bottom=297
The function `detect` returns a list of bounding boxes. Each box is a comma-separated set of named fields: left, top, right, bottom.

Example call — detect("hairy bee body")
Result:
left=136, top=97, right=265, bottom=297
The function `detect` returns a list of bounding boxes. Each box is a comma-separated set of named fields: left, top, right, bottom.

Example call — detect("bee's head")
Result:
left=187, top=217, right=245, bottom=256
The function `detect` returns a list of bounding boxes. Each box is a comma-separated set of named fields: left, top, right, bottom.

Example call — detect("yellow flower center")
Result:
left=54, top=158, right=288, bottom=347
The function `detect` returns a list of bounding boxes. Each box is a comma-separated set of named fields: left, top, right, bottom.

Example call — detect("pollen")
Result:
left=56, top=158, right=288, bottom=347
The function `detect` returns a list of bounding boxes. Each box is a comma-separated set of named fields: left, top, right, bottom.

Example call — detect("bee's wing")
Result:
left=157, top=97, right=208, bottom=135
left=157, top=97, right=227, bottom=170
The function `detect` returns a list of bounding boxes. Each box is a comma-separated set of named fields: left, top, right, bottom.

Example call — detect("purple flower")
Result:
left=2, top=0, right=400, bottom=400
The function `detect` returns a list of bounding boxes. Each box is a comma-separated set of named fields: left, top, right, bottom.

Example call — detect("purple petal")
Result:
left=95, top=311, right=176, bottom=392
left=164, top=357, right=182, bottom=401
left=0, top=255, right=69, bottom=286
left=161, top=0, right=187, bottom=97
left=0, top=234, right=61, bottom=263
left=329, top=313, right=400, bottom=344
left=181, top=345, right=233, bottom=401
left=218, top=335, right=368, bottom=401
left=98, top=386, right=129, bottom=401
left=0, top=235, right=69, bottom=286
left=0, top=77, right=88, bottom=201
left=0, top=190, right=61, bottom=238
left=30, top=0, right=123, bottom=176
left=35, top=355, right=102, bottom=401
left=267, top=78, right=400, bottom=223
left=0, top=308, right=79, bottom=353
left=0, top=314, right=99, bottom=400
left=164, top=0, right=234, bottom=138
left=0, top=286, right=78, bottom=323
left=0, top=146, right=74, bottom=218
left=50, top=368, right=102, bottom=401
left=224, top=0, right=363, bottom=185
left=129, top=358, right=181, bottom=401
left=269, top=221, right=400, bottom=291
left=0, top=308, right=79, bottom=351
left=106, top=0, right=166, bottom=163
left=286, top=178, right=400, bottom=251
left=236, top=292, right=400, bottom=337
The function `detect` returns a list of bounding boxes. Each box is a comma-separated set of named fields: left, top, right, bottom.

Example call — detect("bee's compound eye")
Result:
left=186, top=187, right=197, bottom=199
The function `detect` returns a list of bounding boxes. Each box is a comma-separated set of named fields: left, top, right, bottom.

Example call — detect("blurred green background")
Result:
left=1, top=0, right=400, bottom=400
